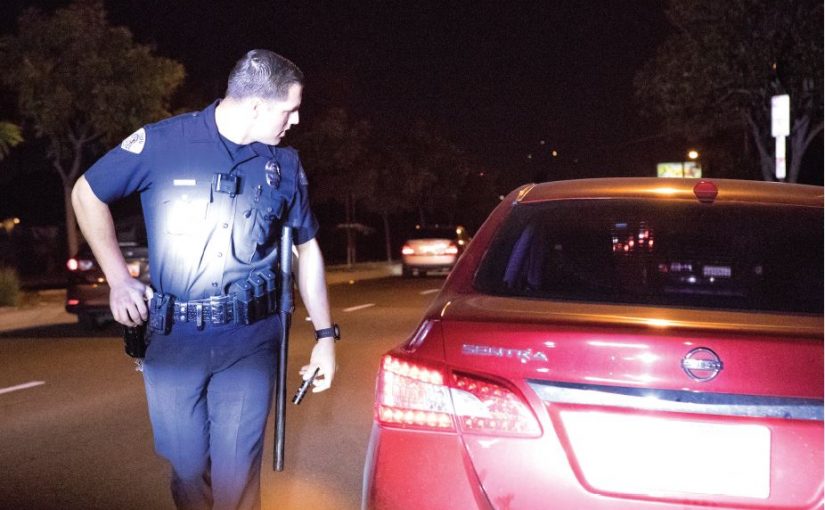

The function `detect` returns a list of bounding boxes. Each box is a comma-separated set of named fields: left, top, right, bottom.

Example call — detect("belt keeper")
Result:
left=209, top=295, right=223, bottom=325
left=196, top=303, right=204, bottom=330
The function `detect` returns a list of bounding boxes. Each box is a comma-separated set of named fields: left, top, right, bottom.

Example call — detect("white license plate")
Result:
left=560, top=411, right=771, bottom=499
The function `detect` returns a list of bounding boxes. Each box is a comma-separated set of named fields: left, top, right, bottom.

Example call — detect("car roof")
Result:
left=514, top=178, right=823, bottom=207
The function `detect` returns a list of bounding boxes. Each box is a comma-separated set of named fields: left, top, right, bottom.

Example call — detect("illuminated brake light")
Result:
left=401, top=245, right=415, bottom=256
left=66, top=258, right=94, bottom=271
left=445, top=243, right=459, bottom=255
left=452, top=374, right=541, bottom=436
left=376, top=355, right=453, bottom=430
left=375, top=355, right=541, bottom=437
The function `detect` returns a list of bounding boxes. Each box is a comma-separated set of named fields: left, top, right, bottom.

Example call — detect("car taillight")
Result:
left=375, top=354, right=541, bottom=437
left=445, top=243, right=459, bottom=255
left=452, top=373, right=541, bottom=436
left=66, top=258, right=94, bottom=271
left=401, top=244, right=415, bottom=256
left=376, top=355, right=454, bottom=430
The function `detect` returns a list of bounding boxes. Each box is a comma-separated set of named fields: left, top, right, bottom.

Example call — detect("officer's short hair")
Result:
left=226, top=49, right=304, bottom=101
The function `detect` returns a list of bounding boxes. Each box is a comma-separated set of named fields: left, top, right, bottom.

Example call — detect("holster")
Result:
left=149, top=294, right=175, bottom=334
left=123, top=323, right=147, bottom=358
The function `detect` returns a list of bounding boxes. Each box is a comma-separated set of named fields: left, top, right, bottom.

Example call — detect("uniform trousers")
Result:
left=143, top=314, right=280, bottom=510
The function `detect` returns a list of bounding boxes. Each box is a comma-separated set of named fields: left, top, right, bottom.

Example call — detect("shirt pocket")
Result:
left=238, top=195, right=286, bottom=262
left=161, top=187, right=210, bottom=236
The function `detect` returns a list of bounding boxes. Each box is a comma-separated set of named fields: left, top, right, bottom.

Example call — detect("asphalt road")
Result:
left=0, top=275, right=447, bottom=510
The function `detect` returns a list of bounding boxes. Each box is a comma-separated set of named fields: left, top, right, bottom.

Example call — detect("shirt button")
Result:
left=217, top=252, right=223, bottom=258
left=212, top=282, right=218, bottom=287
left=223, top=223, right=229, bottom=228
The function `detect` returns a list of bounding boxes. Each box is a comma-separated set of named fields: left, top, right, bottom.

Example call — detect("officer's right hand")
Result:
left=109, top=278, right=152, bottom=327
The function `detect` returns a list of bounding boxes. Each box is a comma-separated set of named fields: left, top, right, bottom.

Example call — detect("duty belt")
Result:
left=174, top=295, right=241, bottom=329
left=169, top=293, right=276, bottom=329
left=148, top=270, right=279, bottom=332
left=149, top=288, right=278, bottom=332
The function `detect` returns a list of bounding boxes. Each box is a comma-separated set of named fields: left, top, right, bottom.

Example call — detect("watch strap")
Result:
left=315, top=323, right=340, bottom=341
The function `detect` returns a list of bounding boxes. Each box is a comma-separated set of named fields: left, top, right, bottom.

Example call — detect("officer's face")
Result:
left=255, top=83, right=302, bottom=145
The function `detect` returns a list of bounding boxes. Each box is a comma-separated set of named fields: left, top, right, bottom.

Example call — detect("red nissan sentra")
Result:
left=363, top=178, right=823, bottom=510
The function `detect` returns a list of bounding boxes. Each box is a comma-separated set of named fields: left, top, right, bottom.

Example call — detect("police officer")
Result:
left=71, top=50, right=337, bottom=510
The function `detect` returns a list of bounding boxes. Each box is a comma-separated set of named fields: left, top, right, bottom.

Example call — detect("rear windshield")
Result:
left=474, top=199, right=823, bottom=314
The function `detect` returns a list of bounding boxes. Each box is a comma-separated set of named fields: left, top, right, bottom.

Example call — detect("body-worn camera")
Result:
left=213, top=173, right=240, bottom=197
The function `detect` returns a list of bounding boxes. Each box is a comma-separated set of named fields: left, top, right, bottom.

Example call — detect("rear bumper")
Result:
left=362, top=411, right=824, bottom=510
left=362, top=424, right=492, bottom=510
left=402, top=254, right=457, bottom=269
left=65, top=282, right=110, bottom=316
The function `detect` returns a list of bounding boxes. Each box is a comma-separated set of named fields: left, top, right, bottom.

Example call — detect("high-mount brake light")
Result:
left=445, top=243, right=459, bottom=255
left=401, top=245, right=415, bottom=256
left=375, top=355, right=541, bottom=437
left=693, top=180, right=718, bottom=203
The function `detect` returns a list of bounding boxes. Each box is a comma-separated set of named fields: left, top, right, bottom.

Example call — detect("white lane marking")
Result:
left=0, top=381, right=45, bottom=395
left=343, top=303, right=376, bottom=313
left=419, top=289, right=440, bottom=295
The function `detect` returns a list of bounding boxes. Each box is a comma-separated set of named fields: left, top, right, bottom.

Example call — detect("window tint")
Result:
left=474, top=199, right=823, bottom=314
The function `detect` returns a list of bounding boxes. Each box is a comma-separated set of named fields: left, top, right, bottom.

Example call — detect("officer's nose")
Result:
left=289, top=111, right=299, bottom=127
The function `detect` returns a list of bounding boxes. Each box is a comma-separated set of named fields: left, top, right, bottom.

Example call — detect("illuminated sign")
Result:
left=657, top=162, right=702, bottom=178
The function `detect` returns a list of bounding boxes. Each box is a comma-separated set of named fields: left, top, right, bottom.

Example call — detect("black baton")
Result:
left=275, top=226, right=294, bottom=471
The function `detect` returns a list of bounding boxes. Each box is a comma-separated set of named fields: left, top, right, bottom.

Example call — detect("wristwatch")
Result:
left=314, top=323, right=340, bottom=342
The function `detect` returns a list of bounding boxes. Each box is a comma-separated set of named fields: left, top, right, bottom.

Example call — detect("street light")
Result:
left=680, top=150, right=701, bottom=178
left=1, top=217, right=20, bottom=235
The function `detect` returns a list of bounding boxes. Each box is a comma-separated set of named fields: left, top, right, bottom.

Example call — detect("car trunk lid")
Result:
left=439, top=295, right=823, bottom=509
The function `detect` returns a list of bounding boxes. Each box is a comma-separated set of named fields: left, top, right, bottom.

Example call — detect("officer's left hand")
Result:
left=300, top=338, right=336, bottom=393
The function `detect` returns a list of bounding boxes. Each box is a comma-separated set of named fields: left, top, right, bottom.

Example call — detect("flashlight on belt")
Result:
left=292, top=367, right=319, bottom=405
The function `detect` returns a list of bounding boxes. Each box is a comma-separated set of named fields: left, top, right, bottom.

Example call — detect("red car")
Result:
left=363, top=178, right=823, bottom=510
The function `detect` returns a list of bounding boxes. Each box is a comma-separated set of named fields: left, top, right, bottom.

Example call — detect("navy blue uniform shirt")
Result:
left=84, top=100, right=319, bottom=301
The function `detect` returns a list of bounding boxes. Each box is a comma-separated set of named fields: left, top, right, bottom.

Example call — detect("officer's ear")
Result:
left=249, top=98, right=263, bottom=119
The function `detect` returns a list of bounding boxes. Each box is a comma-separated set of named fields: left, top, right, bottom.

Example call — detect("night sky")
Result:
left=2, top=0, right=675, bottom=226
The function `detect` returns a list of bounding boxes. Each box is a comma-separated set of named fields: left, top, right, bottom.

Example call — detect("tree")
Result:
left=0, top=122, right=23, bottom=160
left=0, top=0, right=184, bottom=256
left=635, top=0, right=823, bottom=182
left=361, top=140, right=433, bottom=262
left=405, top=121, right=472, bottom=226
left=291, top=107, right=372, bottom=266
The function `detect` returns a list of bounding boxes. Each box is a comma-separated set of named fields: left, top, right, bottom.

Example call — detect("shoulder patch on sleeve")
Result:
left=120, top=128, right=146, bottom=154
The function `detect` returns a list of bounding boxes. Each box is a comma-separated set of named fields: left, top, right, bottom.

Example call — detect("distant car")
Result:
left=65, top=218, right=149, bottom=328
left=363, top=178, right=823, bottom=510
left=400, top=225, right=471, bottom=277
